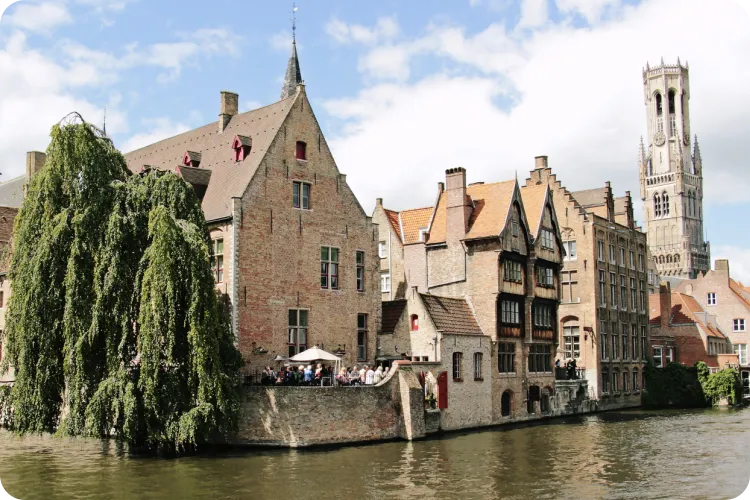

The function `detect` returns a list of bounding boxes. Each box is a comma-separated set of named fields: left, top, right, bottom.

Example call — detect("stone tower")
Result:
left=639, top=58, right=710, bottom=279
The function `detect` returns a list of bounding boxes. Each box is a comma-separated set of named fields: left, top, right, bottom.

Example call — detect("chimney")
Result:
left=715, top=259, right=730, bottom=283
left=534, top=155, right=548, bottom=170
left=445, top=167, right=471, bottom=242
left=26, top=151, right=46, bottom=178
left=219, top=91, right=239, bottom=133
left=659, top=281, right=671, bottom=328
left=376, top=198, right=383, bottom=207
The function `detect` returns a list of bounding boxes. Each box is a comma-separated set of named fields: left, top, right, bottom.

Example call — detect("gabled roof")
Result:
left=649, top=292, right=726, bottom=338
left=427, top=180, right=516, bottom=244
left=0, top=175, right=26, bottom=209
left=519, top=184, right=548, bottom=238
left=124, top=96, right=297, bottom=221
left=381, top=299, right=407, bottom=334
left=400, top=207, right=432, bottom=244
left=420, top=294, right=484, bottom=336
left=570, top=187, right=608, bottom=208
left=730, top=279, right=750, bottom=309
left=176, top=165, right=212, bottom=186
left=384, top=209, right=402, bottom=241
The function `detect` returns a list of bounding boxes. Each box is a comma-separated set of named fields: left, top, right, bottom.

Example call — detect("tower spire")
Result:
left=280, top=4, right=303, bottom=100
left=638, top=135, right=646, bottom=166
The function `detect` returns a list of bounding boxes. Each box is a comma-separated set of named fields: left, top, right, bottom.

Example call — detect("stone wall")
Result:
left=234, top=362, right=424, bottom=447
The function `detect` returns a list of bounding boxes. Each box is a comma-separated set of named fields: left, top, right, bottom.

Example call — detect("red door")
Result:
left=437, top=371, right=448, bottom=409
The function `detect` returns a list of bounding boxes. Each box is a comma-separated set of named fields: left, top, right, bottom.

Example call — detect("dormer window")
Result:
left=410, top=314, right=419, bottom=331
left=183, top=151, right=201, bottom=168
left=296, top=141, right=307, bottom=161
left=232, top=135, right=252, bottom=162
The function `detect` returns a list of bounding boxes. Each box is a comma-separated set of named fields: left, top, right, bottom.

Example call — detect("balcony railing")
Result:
left=555, top=366, right=586, bottom=381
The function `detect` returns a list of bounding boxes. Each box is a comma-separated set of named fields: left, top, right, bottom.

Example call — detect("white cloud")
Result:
left=242, top=100, right=263, bottom=112
left=519, top=0, right=549, bottom=27
left=713, top=245, right=750, bottom=284
left=468, top=0, right=513, bottom=11
left=326, top=16, right=399, bottom=45
left=74, top=0, right=138, bottom=12
left=555, top=0, right=622, bottom=24
left=324, top=0, right=750, bottom=225
left=120, top=117, right=191, bottom=153
left=269, top=30, right=293, bottom=51
left=4, top=1, right=72, bottom=33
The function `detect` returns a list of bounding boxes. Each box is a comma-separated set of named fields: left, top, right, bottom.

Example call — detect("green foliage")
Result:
left=0, top=119, right=242, bottom=451
left=695, top=361, right=742, bottom=406
left=643, top=359, right=706, bottom=408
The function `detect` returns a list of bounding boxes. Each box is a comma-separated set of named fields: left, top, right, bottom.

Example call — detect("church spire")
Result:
left=280, top=4, right=303, bottom=100
left=638, top=135, right=646, bottom=166
left=693, top=135, right=702, bottom=163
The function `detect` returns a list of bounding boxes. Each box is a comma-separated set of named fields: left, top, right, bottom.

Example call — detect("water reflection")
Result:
left=1, top=408, right=748, bottom=500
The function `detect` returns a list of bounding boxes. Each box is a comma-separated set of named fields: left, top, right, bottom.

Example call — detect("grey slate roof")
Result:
left=381, top=300, right=407, bottom=333
left=0, top=175, right=26, bottom=209
left=420, top=294, right=484, bottom=336
left=281, top=40, right=303, bottom=100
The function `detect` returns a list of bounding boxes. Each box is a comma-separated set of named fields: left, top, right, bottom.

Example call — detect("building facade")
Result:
left=638, top=59, right=710, bottom=278
left=526, top=157, right=649, bottom=409
left=0, top=206, right=17, bottom=385
left=674, top=260, right=750, bottom=397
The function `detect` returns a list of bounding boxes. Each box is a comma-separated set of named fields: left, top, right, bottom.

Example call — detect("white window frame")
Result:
left=653, top=346, right=663, bottom=368
left=597, top=240, right=605, bottom=261
left=380, top=273, right=391, bottom=293
left=563, top=240, right=577, bottom=261
left=707, top=293, right=716, bottom=306
left=378, top=241, right=387, bottom=259
left=735, top=344, right=748, bottom=365
left=734, top=319, right=746, bottom=332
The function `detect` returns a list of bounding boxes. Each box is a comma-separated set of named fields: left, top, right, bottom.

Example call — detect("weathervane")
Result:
left=292, top=3, right=298, bottom=41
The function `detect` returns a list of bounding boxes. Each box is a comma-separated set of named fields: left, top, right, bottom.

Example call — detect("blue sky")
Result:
left=1, top=0, right=750, bottom=281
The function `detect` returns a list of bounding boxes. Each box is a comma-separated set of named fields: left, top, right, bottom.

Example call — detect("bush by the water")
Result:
left=644, top=359, right=741, bottom=408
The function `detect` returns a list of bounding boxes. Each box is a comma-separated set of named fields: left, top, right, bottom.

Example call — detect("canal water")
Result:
left=1, top=408, right=749, bottom=500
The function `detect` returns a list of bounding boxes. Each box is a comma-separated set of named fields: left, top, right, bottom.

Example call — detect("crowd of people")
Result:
left=259, top=364, right=391, bottom=387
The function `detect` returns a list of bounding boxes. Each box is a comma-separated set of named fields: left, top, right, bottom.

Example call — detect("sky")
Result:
left=1, top=0, right=750, bottom=281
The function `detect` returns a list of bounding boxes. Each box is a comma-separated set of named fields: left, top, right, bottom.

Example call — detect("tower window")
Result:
left=654, top=194, right=661, bottom=218
left=656, top=93, right=663, bottom=116
left=668, top=90, right=676, bottom=114
left=662, top=193, right=670, bottom=216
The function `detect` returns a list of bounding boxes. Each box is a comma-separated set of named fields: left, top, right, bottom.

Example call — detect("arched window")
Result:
left=410, top=314, right=419, bottom=331
left=654, top=194, right=662, bottom=218
left=674, top=254, right=680, bottom=263
left=667, top=255, right=673, bottom=263
left=668, top=90, right=676, bottom=114
left=662, top=193, right=670, bottom=216
left=501, top=390, right=513, bottom=417
left=668, top=91, right=677, bottom=136
left=656, top=93, right=663, bottom=116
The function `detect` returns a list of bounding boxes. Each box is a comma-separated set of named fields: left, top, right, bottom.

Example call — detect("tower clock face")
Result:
left=654, top=132, right=666, bottom=146
left=683, top=131, right=690, bottom=145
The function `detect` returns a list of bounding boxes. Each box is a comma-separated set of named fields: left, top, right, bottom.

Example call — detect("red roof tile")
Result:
left=420, top=294, right=484, bottom=336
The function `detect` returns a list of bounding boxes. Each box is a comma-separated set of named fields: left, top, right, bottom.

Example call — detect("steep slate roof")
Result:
left=519, top=184, right=547, bottom=238
left=0, top=175, right=26, bottom=209
left=420, top=294, right=484, bottom=336
left=570, top=187, right=607, bottom=208
left=427, top=180, right=516, bottom=244
left=281, top=40, right=303, bottom=100
left=400, top=207, right=432, bottom=244
left=649, top=292, right=725, bottom=338
left=381, top=299, right=407, bottom=333
left=384, top=209, right=402, bottom=241
left=124, top=96, right=297, bottom=221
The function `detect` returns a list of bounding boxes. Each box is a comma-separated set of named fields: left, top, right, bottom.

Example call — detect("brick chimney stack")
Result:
left=445, top=167, right=471, bottom=242
left=534, top=155, right=548, bottom=170
left=219, top=91, right=239, bottom=133
left=715, top=259, right=730, bottom=284
left=26, top=151, right=46, bottom=178
left=659, top=281, right=671, bottom=328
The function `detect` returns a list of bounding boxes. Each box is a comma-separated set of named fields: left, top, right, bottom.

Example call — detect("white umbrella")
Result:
left=289, top=346, right=341, bottom=362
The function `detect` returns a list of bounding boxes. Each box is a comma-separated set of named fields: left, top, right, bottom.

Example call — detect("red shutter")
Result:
left=437, top=371, right=448, bottom=409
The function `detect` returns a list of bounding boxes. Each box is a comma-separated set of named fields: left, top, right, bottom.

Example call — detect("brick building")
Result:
left=648, top=282, right=736, bottom=371
left=525, top=157, right=650, bottom=409
left=375, top=165, right=578, bottom=424
left=121, top=40, right=381, bottom=371
left=0, top=206, right=18, bottom=385
left=674, top=260, right=750, bottom=397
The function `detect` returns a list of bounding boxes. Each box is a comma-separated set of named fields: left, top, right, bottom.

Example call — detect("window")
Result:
left=669, top=114, right=677, bottom=137
left=612, top=372, right=620, bottom=393
left=0, top=289, right=3, bottom=308
left=656, top=92, right=663, bottom=115
left=474, top=353, right=483, bottom=380
left=640, top=281, right=646, bottom=311
left=665, top=346, right=674, bottom=364
left=707, top=293, right=716, bottom=306
left=504, top=260, right=523, bottom=283
left=638, top=253, right=645, bottom=271
left=609, top=244, right=616, bottom=264
left=631, top=324, right=638, bottom=360
left=418, top=228, right=428, bottom=242
left=597, top=240, right=605, bottom=261
left=232, top=136, right=251, bottom=162
left=629, top=250, right=635, bottom=269
left=536, top=265, right=554, bottom=288
left=498, top=343, right=516, bottom=373
left=622, top=326, right=629, bottom=360
left=533, top=303, right=553, bottom=329
left=663, top=193, right=670, bottom=216
left=356, top=251, right=365, bottom=292
left=540, top=229, right=555, bottom=250
left=288, top=309, right=308, bottom=357
left=357, top=314, right=368, bottom=361
left=641, top=326, right=647, bottom=362
left=381, top=273, right=391, bottom=293
left=561, top=271, right=579, bottom=303
left=378, top=241, right=386, bottom=258
left=610, top=272, right=617, bottom=307
left=654, top=194, right=662, bottom=218
left=292, top=181, right=310, bottom=209
left=563, top=240, right=577, bottom=261
left=453, top=352, right=463, bottom=380
left=630, top=278, right=637, bottom=310
left=601, top=371, right=609, bottom=393
left=410, top=314, right=419, bottom=331
left=320, top=247, right=339, bottom=290
left=734, top=319, right=745, bottom=332
left=619, top=247, right=626, bottom=266
left=620, top=275, right=627, bottom=307
left=653, top=346, right=663, bottom=368
left=501, top=300, right=520, bottom=325
left=600, top=320, right=608, bottom=359
left=599, top=271, right=606, bottom=306
left=511, top=220, right=519, bottom=237
left=529, top=344, right=552, bottom=373
left=611, top=322, right=619, bottom=359
left=295, top=140, right=307, bottom=160
left=735, top=344, right=748, bottom=365
left=633, top=370, right=639, bottom=390
left=563, top=326, right=580, bottom=359
left=210, top=239, right=224, bottom=283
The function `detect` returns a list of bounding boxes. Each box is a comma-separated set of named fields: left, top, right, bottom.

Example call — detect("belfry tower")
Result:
left=639, top=58, right=710, bottom=279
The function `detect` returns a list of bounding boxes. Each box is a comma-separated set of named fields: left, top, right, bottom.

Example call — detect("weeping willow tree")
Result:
left=0, top=115, right=242, bottom=451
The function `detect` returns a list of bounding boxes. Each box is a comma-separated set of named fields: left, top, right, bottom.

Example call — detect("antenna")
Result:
left=292, top=3, right=298, bottom=42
